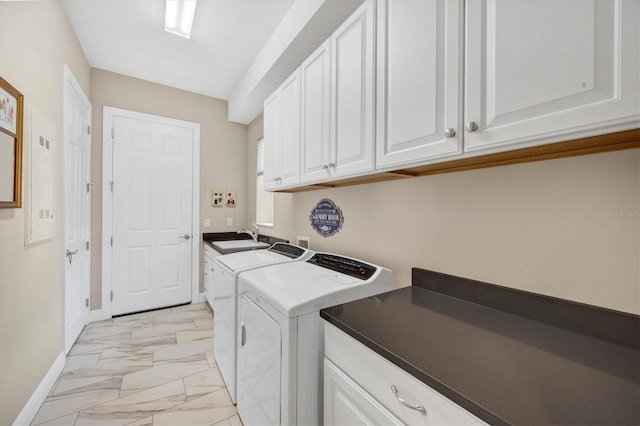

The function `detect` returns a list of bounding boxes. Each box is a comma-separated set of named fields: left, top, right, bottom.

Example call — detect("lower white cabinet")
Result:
left=325, top=358, right=403, bottom=426
left=203, top=244, right=220, bottom=310
left=324, top=323, right=486, bottom=426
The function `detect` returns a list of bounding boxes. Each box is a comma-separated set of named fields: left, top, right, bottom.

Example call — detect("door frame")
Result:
left=62, top=64, right=92, bottom=352
left=101, top=106, right=200, bottom=319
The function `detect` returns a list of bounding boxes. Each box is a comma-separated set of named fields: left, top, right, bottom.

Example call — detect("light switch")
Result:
left=227, top=218, right=233, bottom=227
left=204, top=218, right=211, bottom=228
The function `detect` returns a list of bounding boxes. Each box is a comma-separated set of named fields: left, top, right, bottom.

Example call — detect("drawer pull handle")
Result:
left=391, top=385, right=427, bottom=415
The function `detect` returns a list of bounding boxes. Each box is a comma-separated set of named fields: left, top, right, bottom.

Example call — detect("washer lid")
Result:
left=239, top=255, right=394, bottom=318
left=217, top=243, right=313, bottom=273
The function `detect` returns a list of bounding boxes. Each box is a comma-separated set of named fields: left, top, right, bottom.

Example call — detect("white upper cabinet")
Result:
left=376, top=0, right=463, bottom=170
left=263, top=90, right=281, bottom=191
left=263, top=70, right=301, bottom=191
left=330, top=0, right=376, bottom=179
left=301, top=40, right=332, bottom=184
left=464, top=0, right=640, bottom=153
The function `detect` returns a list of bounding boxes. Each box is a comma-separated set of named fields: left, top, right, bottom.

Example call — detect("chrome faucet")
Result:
left=237, top=223, right=260, bottom=243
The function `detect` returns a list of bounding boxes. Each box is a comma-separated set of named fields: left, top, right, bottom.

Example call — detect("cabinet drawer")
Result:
left=325, top=323, right=486, bottom=425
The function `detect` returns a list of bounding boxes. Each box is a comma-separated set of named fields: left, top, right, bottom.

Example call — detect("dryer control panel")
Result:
left=269, top=243, right=307, bottom=259
left=307, top=254, right=377, bottom=280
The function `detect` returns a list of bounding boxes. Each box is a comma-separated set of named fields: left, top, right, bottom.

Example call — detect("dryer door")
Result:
left=238, top=293, right=281, bottom=426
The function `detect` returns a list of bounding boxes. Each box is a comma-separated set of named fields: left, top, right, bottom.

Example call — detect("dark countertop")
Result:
left=320, top=269, right=640, bottom=425
left=202, top=232, right=288, bottom=255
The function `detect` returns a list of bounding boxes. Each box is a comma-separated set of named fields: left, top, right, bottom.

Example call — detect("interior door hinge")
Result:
left=110, top=236, right=113, bottom=246
left=87, top=125, right=91, bottom=135
left=86, top=182, right=91, bottom=193
left=86, top=241, right=90, bottom=250
left=111, top=128, right=114, bottom=139
left=85, top=298, right=89, bottom=308
left=109, top=181, right=114, bottom=192
left=110, top=291, right=113, bottom=301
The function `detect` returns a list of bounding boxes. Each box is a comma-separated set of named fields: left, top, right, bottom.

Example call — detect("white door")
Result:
left=278, top=70, right=301, bottom=188
left=111, top=115, right=194, bottom=315
left=263, top=91, right=281, bottom=191
left=331, top=0, right=375, bottom=179
left=63, top=68, right=91, bottom=353
left=464, top=0, right=640, bottom=152
left=375, top=0, right=462, bottom=170
left=301, top=39, right=332, bottom=184
left=238, top=294, right=281, bottom=426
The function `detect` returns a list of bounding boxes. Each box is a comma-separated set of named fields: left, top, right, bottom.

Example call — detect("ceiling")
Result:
left=61, top=0, right=294, bottom=101
left=62, top=0, right=363, bottom=124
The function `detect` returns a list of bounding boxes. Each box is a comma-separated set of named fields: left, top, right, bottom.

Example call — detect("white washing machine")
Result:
left=236, top=253, right=395, bottom=425
left=213, top=243, right=314, bottom=404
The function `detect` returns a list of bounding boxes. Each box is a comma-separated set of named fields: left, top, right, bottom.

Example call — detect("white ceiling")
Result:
left=61, top=0, right=295, bottom=101
left=62, top=0, right=364, bottom=124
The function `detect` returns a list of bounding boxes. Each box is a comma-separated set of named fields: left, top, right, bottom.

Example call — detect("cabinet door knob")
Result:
left=322, top=164, right=329, bottom=170
left=390, top=385, right=427, bottom=415
left=465, top=121, right=479, bottom=132
left=328, top=162, right=335, bottom=168
left=444, top=128, right=456, bottom=138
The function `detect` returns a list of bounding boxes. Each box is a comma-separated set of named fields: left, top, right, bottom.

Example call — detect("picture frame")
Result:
left=0, top=75, right=24, bottom=208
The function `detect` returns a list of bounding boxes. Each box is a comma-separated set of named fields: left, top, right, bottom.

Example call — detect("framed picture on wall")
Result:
left=0, top=75, right=24, bottom=208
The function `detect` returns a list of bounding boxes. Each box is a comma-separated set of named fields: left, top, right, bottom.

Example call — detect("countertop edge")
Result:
left=319, top=309, right=509, bottom=426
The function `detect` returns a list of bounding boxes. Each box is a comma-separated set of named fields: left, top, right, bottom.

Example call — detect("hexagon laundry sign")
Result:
left=310, top=199, right=344, bottom=238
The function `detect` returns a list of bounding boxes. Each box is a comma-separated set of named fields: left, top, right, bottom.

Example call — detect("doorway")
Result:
left=102, top=107, right=200, bottom=317
left=63, top=65, right=92, bottom=353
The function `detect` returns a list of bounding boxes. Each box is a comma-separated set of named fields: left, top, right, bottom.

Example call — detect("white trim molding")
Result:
left=12, top=351, right=65, bottom=426
left=89, top=309, right=104, bottom=323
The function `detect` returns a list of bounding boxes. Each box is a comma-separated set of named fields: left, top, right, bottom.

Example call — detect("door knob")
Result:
left=66, top=249, right=79, bottom=265
left=465, top=121, right=479, bottom=132
left=179, top=234, right=191, bottom=240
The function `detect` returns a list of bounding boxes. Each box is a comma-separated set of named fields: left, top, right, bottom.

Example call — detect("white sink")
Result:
left=212, top=240, right=270, bottom=251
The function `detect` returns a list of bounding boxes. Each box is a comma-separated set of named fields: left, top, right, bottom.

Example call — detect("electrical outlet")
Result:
left=203, top=218, right=211, bottom=228
left=297, top=236, right=310, bottom=249
left=227, top=218, right=233, bottom=227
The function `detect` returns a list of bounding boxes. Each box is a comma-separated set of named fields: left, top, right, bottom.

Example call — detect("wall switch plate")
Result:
left=297, top=236, right=310, bottom=249
left=204, top=218, right=211, bottom=228
left=227, top=218, right=233, bottom=227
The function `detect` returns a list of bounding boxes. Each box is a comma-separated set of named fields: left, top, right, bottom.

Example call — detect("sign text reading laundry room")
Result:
left=310, top=199, right=344, bottom=238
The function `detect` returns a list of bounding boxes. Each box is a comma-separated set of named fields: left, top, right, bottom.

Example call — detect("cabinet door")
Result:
left=263, top=91, right=281, bottom=191
left=331, top=0, right=375, bottom=179
left=279, top=70, right=301, bottom=188
left=237, top=294, right=281, bottom=426
left=465, top=0, right=640, bottom=153
left=212, top=265, right=238, bottom=402
left=324, top=358, right=403, bottom=426
left=376, top=0, right=462, bottom=170
left=301, top=40, right=332, bottom=184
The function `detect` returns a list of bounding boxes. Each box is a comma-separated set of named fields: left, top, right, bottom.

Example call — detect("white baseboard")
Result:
left=13, top=351, right=65, bottom=426
left=197, top=292, right=206, bottom=304
left=88, top=309, right=103, bottom=323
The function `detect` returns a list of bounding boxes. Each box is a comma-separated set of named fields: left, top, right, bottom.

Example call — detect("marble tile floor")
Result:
left=32, top=303, right=242, bottom=426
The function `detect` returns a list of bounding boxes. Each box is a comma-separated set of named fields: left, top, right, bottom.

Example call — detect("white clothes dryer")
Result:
left=212, top=243, right=314, bottom=403
left=236, top=253, right=395, bottom=425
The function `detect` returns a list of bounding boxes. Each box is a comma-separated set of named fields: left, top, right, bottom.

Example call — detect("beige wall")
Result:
left=248, top=120, right=640, bottom=315
left=90, top=69, right=248, bottom=308
left=0, top=1, right=91, bottom=423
